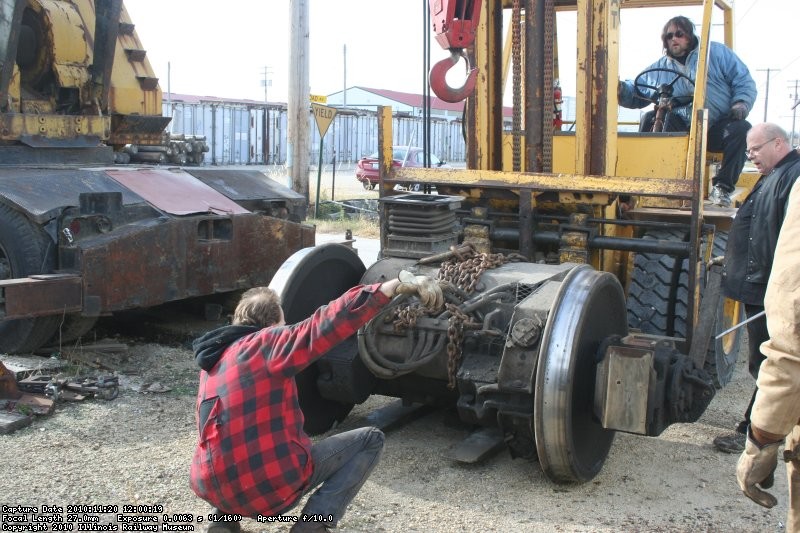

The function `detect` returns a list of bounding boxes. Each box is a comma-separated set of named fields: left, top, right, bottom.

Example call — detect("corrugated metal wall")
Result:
left=165, top=102, right=466, bottom=166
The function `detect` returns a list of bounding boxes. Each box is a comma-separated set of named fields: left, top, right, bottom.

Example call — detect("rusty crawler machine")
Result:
left=0, top=0, right=313, bottom=353
left=270, top=0, right=755, bottom=484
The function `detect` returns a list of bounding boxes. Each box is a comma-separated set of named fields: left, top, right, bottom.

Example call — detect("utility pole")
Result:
left=288, top=0, right=310, bottom=199
left=757, top=68, right=779, bottom=122
left=167, top=61, right=172, bottom=133
left=343, top=44, right=347, bottom=107
left=261, top=66, right=273, bottom=166
left=790, top=80, right=800, bottom=147
left=261, top=66, right=273, bottom=105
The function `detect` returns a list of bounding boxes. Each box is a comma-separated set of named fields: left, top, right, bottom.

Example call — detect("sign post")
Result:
left=311, top=102, right=337, bottom=219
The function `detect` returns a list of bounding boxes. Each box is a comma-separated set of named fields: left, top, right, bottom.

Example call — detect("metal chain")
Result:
left=512, top=0, right=522, bottom=172
left=437, top=246, right=523, bottom=294
left=445, top=303, right=469, bottom=390
left=391, top=305, right=427, bottom=332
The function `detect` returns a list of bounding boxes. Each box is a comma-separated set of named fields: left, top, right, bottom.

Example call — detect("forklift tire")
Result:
left=679, top=231, right=743, bottom=388
left=626, top=228, right=686, bottom=337
left=0, top=203, right=61, bottom=353
left=627, top=229, right=743, bottom=388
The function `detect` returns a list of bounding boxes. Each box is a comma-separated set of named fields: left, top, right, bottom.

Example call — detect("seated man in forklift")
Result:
left=189, top=273, right=443, bottom=533
left=618, top=15, right=757, bottom=207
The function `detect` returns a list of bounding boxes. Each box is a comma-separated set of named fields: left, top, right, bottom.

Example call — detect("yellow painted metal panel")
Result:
left=617, top=135, right=691, bottom=178
left=39, top=0, right=90, bottom=65
left=0, top=113, right=110, bottom=141
left=510, top=132, right=692, bottom=178
left=108, top=2, right=163, bottom=116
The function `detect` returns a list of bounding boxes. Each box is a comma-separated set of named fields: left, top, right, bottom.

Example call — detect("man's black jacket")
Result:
left=723, top=150, right=800, bottom=305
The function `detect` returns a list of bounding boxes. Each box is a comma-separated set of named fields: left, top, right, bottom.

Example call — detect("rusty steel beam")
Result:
left=393, top=167, right=694, bottom=199
left=0, top=274, right=82, bottom=320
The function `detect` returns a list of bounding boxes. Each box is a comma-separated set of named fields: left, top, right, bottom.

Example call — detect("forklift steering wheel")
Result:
left=633, top=67, right=695, bottom=108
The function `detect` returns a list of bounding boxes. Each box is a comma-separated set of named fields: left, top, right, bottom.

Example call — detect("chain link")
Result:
left=437, top=244, right=523, bottom=294
left=445, top=303, right=469, bottom=389
left=388, top=245, right=526, bottom=389
left=438, top=245, right=524, bottom=388
left=390, top=305, right=427, bottom=332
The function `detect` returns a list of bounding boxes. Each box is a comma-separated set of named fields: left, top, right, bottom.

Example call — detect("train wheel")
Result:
left=0, top=204, right=61, bottom=353
left=269, top=243, right=366, bottom=435
left=627, top=229, right=743, bottom=388
left=534, top=265, right=628, bottom=483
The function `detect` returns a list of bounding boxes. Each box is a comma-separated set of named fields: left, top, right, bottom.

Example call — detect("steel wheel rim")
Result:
left=534, top=265, right=628, bottom=483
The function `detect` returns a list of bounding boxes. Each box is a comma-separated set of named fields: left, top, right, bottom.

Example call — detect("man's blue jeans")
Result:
left=292, top=426, right=385, bottom=528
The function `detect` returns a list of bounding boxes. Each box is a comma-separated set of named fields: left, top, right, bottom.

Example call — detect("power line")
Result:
left=756, top=68, right=779, bottom=121
left=735, top=0, right=762, bottom=26
left=778, top=54, right=800, bottom=74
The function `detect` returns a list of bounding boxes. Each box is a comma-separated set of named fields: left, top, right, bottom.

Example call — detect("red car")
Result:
left=355, top=146, right=446, bottom=190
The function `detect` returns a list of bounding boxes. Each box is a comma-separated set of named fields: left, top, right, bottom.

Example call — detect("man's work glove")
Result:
left=394, top=270, right=444, bottom=311
left=736, top=429, right=780, bottom=508
left=729, top=101, right=749, bottom=121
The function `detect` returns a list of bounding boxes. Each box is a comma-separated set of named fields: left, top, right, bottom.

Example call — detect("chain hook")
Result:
left=430, top=49, right=478, bottom=103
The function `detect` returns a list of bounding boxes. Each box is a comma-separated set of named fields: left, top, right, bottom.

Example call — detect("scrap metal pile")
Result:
left=0, top=357, right=120, bottom=435
left=116, top=134, right=210, bottom=165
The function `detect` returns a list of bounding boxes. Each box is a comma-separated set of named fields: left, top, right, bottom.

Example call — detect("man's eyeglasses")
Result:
left=745, top=137, right=778, bottom=157
left=665, top=30, right=686, bottom=40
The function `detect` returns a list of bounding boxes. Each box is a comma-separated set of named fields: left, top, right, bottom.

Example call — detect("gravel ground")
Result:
left=0, top=330, right=790, bottom=533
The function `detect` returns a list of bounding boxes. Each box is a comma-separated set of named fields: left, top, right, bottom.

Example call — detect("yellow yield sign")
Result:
left=311, top=103, right=336, bottom=137
left=311, top=102, right=337, bottom=219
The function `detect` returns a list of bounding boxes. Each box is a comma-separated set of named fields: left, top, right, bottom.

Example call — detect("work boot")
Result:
left=713, top=431, right=747, bottom=453
left=205, top=509, right=242, bottom=533
left=708, top=185, right=732, bottom=207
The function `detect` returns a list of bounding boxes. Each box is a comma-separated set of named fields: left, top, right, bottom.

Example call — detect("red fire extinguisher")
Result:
left=553, top=80, right=563, bottom=130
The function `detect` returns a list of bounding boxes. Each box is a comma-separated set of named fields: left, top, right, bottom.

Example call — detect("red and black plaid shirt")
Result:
left=190, top=283, right=389, bottom=517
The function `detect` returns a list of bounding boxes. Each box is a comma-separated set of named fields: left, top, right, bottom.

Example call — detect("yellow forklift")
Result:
left=271, top=0, right=752, bottom=483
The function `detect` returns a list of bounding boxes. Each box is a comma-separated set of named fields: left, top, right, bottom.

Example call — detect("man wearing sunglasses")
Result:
left=716, top=123, right=800, bottom=455
left=618, top=15, right=757, bottom=207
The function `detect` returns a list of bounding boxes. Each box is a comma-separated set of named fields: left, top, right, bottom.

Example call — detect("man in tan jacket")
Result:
left=736, top=176, right=800, bottom=530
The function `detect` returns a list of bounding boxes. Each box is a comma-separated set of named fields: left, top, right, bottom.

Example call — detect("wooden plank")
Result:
left=0, top=355, right=67, bottom=380
left=15, top=393, right=55, bottom=415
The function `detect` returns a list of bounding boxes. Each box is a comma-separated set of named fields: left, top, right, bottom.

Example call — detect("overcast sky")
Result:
left=124, top=0, right=800, bottom=133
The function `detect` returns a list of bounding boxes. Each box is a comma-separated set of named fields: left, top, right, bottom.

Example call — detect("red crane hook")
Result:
left=429, top=49, right=478, bottom=103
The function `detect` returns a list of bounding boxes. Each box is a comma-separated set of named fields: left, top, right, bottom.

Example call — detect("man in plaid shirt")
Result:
left=190, top=272, right=443, bottom=532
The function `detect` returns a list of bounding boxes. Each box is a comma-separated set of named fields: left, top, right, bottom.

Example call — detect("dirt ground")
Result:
left=0, top=171, right=791, bottom=532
